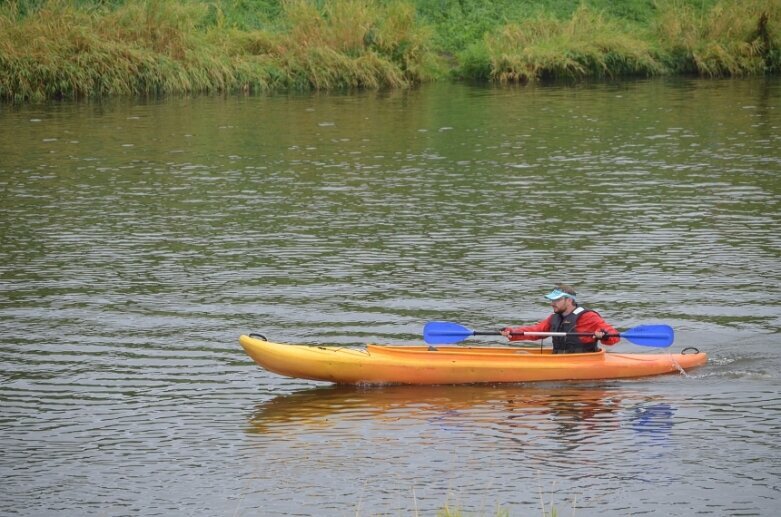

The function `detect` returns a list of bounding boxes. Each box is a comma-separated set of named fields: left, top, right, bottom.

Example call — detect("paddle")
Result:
left=423, top=321, right=675, bottom=347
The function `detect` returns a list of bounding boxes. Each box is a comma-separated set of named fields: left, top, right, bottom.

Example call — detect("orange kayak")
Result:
left=239, top=335, right=708, bottom=385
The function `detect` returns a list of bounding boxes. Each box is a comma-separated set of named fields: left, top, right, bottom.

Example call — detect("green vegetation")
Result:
left=437, top=505, right=511, bottom=517
left=0, top=0, right=437, bottom=102
left=1, top=0, right=779, bottom=102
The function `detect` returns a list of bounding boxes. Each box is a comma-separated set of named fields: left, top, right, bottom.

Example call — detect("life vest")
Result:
left=550, top=306, right=599, bottom=354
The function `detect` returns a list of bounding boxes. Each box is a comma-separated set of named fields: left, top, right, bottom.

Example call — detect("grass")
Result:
left=458, top=0, right=780, bottom=83
left=0, top=0, right=437, bottom=102
left=471, top=6, right=665, bottom=83
left=1, top=0, right=779, bottom=102
left=653, top=0, right=781, bottom=76
left=437, top=507, right=512, bottom=517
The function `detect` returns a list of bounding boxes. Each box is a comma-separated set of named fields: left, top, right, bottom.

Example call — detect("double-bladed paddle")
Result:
left=423, top=321, right=675, bottom=347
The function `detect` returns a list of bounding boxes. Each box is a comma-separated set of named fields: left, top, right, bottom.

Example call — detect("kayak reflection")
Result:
left=247, top=383, right=676, bottom=441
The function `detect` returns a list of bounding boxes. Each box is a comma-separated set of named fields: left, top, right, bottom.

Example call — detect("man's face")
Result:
left=551, top=297, right=571, bottom=314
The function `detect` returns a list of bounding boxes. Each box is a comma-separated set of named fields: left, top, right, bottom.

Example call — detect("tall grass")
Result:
left=0, top=0, right=438, bottom=102
left=653, top=0, right=781, bottom=76
left=1, top=0, right=779, bottom=102
left=466, top=6, right=664, bottom=83
left=272, top=0, right=437, bottom=90
left=458, top=0, right=780, bottom=83
left=415, top=0, right=698, bottom=55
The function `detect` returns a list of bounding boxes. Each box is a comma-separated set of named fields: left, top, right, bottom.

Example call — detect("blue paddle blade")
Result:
left=423, top=321, right=474, bottom=344
left=620, top=324, right=674, bottom=347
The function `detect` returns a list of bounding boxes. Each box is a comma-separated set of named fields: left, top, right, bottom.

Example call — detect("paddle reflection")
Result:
left=632, top=403, right=676, bottom=441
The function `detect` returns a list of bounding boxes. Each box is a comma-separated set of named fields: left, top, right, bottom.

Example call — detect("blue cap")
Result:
left=545, top=288, right=575, bottom=301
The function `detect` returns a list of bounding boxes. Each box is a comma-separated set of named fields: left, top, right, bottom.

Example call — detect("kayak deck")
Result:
left=239, top=335, right=708, bottom=385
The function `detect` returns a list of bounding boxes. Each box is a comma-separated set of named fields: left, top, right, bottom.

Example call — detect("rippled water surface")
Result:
left=1, top=78, right=780, bottom=516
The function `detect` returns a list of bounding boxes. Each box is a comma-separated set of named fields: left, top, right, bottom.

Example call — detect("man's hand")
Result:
left=501, top=328, right=522, bottom=339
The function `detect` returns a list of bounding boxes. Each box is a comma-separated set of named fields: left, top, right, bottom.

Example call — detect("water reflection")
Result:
left=248, top=383, right=675, bottom=442
left=244, top=383, right=689, bottom=513
left=632, top=403, right=676, bottom=437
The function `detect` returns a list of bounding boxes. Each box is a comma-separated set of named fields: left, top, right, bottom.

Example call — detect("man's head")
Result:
left=545, top=284, right=577, bottom=314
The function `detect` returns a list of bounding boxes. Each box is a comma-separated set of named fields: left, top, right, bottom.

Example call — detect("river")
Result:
left=1, top=78, right=780, bottom=516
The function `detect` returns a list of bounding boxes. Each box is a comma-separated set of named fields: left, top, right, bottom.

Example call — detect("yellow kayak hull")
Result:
left=239, top=335, right=708, bottom=385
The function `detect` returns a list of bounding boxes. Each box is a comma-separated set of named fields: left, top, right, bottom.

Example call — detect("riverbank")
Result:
left=1, top=0, right=779, bottom=102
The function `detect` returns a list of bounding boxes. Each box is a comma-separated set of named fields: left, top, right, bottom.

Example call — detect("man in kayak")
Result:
left=500, top=284, right=620, bottom=353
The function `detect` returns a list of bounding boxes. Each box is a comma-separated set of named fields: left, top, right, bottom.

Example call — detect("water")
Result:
left=1, top=78, right=780, bottom=516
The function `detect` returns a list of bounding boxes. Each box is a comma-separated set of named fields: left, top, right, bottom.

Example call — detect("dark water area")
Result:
left=1, top=77, right=780, bottom=515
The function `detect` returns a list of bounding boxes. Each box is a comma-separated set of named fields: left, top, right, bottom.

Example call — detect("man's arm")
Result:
left=502, top=315, right=553, bottom=342
left=579, top=312, right=620, bottom=346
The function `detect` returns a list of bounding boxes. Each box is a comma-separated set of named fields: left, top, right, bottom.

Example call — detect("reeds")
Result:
left=653, top=0, right=781, bottom=76
left=0, top=0, right=438, bottom=101
left=0, top=1, right=231, bottom=101
left=1, top=0, right=779, bottom=102
left=475, top=7, right=664, bottom=83
left=460, top=0, right=780, bottom=83
left=266, top=0, right=435, bottom=90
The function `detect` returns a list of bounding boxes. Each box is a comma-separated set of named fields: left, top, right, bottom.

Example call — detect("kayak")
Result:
left=239, top=335, right=708, bottom=385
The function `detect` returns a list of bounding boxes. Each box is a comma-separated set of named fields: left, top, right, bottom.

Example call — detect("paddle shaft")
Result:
left=472, top=331, right=614, bottom=338
left=522, top=331, right=618, bottom=338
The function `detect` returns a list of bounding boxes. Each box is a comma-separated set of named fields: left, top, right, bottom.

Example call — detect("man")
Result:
left=500, top=284, right=620, bottom=353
